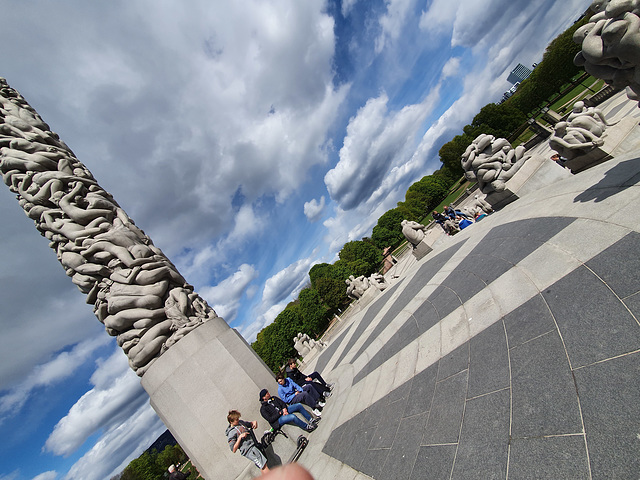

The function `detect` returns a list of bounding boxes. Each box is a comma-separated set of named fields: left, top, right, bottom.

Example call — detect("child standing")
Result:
left=225, top=410, right=270, bottom=474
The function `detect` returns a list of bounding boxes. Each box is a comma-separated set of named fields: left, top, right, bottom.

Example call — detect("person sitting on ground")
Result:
left=226, top=410, right=270, bottom=475
left=285, top=358, right=333, bottom=399
left=259, top=389, right=319, bottom=433
left=432, top=210, right=448, bottom=233
left=276, top=373, right=324, bottom=416
left=168, top=464, right=190, bottom=480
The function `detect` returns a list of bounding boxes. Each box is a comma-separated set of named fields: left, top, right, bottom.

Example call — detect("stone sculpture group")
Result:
left=293, top=332, right=327, bottom=358
left=549, top=101, right=610, bottom=160
left=0, top=78, right=217, bottom=376
left=574, top=0, right=640, bottom=104
left=460, top=134, right=530, bottom=194
left=345, top=272, right=388, bottom=300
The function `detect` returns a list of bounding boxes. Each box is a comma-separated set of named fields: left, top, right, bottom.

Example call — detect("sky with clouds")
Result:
left=0, top=0, right=591, bottom=479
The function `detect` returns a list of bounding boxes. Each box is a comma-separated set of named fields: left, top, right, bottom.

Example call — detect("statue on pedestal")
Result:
left=460, top=134, right=530, bottom=194
left=549, top=101, right=610, bottom=160
left=345, top=274, right=370, bottom=300
left=401, top=220, right=426, bottom=246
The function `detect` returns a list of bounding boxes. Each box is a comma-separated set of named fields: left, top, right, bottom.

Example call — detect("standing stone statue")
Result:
left=0, top=78, right=218, bottom=376
left=574, top=0, right=640, bottom=104
left=460, top=134, right=530, bottom=194
left=345, top=274, right=370, bottom=300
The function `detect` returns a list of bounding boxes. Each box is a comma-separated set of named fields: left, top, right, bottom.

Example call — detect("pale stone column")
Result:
left=0, top=78, right=276, bottom=479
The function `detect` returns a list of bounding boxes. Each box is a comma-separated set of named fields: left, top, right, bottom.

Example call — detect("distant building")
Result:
left=507, top=63, right=532, bottom=85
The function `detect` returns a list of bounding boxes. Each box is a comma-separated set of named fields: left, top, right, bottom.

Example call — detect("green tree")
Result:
left=298, top=287, right=328, bottom=334
left=438, top=134, right=473, bottom=178
left=315, top=277, right=349, bottom=311
left=157, top=444, right=187, bottom=472
left=121, top=451, right=164, bottom=480
left=471, top=103, right=526, bottom=138
left=371, top=208, right=405, bottom=249
left=338, top=240, right=382, bottom=276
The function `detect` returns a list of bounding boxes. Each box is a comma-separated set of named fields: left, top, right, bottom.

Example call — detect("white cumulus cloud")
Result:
left=304, top=196, right=326, bottom=222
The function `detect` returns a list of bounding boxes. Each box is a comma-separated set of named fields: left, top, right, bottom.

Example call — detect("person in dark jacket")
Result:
left=259, top=389, right=318, bottom=432
left=168, top=464, right=189, bottom=480
left=285, top=358, right=333, bottom=399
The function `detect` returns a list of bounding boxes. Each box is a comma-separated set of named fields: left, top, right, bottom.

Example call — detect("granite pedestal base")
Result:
left=563, top=117, right=640, bottom=173
left=485, top=154, right=572, bottom=211
left=412, top=239, right=433, bottom=260
left=141, top=319, right=284, bottom=480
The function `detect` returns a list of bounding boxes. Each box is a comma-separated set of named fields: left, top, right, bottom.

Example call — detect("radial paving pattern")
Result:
left=299, top=147, right=640, bottom=480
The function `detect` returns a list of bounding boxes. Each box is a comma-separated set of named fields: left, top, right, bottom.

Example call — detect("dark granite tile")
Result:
left=460, top=253, right=515, bottom=286
left=428, top=285, right=462, bottom=325
left=468, top=321, right=509, bottom=398
left=331, top=421, right=357, bottom=463
left=503, top=294, right=556, bottom=349
left=481, top=216, right=575, bottom=247
left=441, top=269, right=487, bottom=305
left=423, top=370, right=468, bottom=445
left=413, top=297, right=441, bottom=335
left=359, top=447, right=389, bottom=479
left=410, top=445, right=457, bottom=480
left=510, top=331, right=582, bottom=437
left=351, top=242, right=464, bottom=365
left=493, top=236, right=545, bottom=266
left=451, top=389, right=509, bottom=480
left=543, top=266, right=640, bottom=368
left=342, top=424, right=377, bottom=471
left=363, top=396, right=390, bottom=431
left=333, top=279, right=404, bottom=368
left=385, top=376, right=412, bottom=404
left=377, top=412, right=428, bottom=480
left=352, top=311, right=419, bottom=385
left=369, top=399, right=404, bottom=449
left=437, top=342, right=469, bottom=381
left=508, top=435, right=589, bottom=479
left=403, top=363, right=438, bottom=418
left=321, top=422, right=348, bottom=459
left=623, top=291, right=640, bottom=320
left=585, top=232, right=640, bottom=299
left=574, top=351, right=640, bottom=479
left=314, top=321, right=354, bottom=373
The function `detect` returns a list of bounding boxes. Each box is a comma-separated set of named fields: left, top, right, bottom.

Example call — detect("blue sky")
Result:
left=0, top=1, right=591, bottom=479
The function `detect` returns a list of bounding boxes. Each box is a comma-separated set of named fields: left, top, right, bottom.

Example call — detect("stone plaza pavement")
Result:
left=294, top=146, right=640, bottom=479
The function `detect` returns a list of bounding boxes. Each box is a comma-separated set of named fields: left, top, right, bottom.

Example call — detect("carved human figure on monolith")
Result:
left=460, top=134, right=530, bottom=194
left=0, top=77, right=218, bottom=376
left=573, top=0, right=640, bottom=103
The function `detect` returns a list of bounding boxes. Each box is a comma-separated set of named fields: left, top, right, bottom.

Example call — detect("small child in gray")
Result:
left=225, top=410, right=270, bottom=473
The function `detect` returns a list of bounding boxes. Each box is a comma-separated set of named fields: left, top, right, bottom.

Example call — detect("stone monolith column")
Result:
left=0, top=78, right=276, bottom=479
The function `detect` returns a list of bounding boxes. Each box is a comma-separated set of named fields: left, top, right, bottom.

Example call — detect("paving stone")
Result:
left=385, top=376, right=412, bottom=404
left=437, top=342, right=469, bottom=381
left=342, top=424, right=377, bottom=471
left=461, top=253, right=515, bottom=286
left=451, top=389, right=509, bottom=480
left=543, top=265, right=640, bottom=368
left=403, top=363, right=438, bottom=418
left=508, top=435, right=590, bottom=479
left=423, top=370, right=468, bottom=445
left=503, top=294, right=556, bottom=349
left=333, top=280, right=404, bottom=368
left=322, top=423, right=348, bottom=459
left=363, top=396, right=389, bottom=431
left=441, top=269, right=488, bottom=305
left=377, top=412, right=428, bottom=480
left=315, top=321, right=354, bottom=373
left=358, top=447, right=389, bottom=480
left=623, top=291, right=640, bottom=320
left=467, top=321, right=509, bottom=398
left=510, top=331, right=582, bottom=437
left=574, top=351, right=640, bottom=479
left=369, top=399, right=405, bottom=449
left=426, top=285, right=461, bottom=325
left=409, top=445, right=457, bottom=480
left=413, top=296, right=441, bottom=334
left=585, top=231, right=640, bottom=298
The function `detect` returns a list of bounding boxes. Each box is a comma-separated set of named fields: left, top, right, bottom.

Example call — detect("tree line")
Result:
left=251, top=7, right=593, bottom=372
